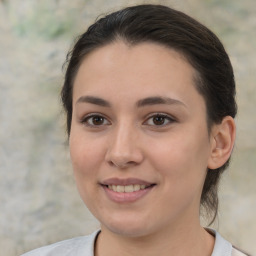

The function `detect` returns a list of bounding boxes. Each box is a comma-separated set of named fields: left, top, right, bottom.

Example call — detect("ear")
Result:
left=208, top=116, right=236, bottom=170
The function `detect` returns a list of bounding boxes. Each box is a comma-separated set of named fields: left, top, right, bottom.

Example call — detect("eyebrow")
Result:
left=76, top=96, right=111, bottom=107
left=136, top=96, right=186, bottom=108
left=76, top=95, right=186, bottom=108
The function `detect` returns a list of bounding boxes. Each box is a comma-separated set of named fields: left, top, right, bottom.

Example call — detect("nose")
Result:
left=105, top=123, right=144, bottom=169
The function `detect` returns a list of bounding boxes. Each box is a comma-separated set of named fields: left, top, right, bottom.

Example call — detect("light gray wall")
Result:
left=0, top=0, right=255, bottom=255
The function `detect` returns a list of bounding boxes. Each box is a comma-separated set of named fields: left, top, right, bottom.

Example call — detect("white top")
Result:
left=21, top=229, right=249, bottom=256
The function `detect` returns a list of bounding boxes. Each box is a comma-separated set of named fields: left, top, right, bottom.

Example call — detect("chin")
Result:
left=107, top=225, right=150, bottom=238
left=100, top=214, right=156, bottom=238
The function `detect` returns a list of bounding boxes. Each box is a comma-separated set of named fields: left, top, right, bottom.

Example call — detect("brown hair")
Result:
left=61, top=4, right=237, bottom=224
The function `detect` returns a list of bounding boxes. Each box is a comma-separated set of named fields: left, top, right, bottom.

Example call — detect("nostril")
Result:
left=105, top=142, right=144, bottom=168
left=108, top=160, right=138, bottom=169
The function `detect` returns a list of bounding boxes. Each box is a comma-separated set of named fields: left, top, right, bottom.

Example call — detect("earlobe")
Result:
left=207, top=116, right=236, bottom=170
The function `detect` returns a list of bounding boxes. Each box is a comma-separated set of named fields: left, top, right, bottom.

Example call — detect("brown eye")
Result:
left=92, top=116, right=104, bottom=125
left=152, top=116, right=166, bottom=125
left=144, top=114, right=175, bottom=126
left=82, top=114, right=110, bottom=127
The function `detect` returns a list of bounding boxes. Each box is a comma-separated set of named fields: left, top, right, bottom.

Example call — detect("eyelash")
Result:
left=81, top=113, right=176, bottom=128
left=81, top=113, right=110, bottom=127
left=144, top=113, right=175, bottom=126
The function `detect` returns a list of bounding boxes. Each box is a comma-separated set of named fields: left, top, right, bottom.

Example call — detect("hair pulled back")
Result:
left=61, top=4, right=237, bottom=224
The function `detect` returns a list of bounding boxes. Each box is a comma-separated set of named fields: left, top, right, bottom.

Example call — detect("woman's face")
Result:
left=69, top=41, right=215, bottom=237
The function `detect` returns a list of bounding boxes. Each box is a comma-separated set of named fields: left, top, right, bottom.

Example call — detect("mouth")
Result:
left=105, top=184, right=154, bottom=193
left=100, top=178, right=156, bottom=203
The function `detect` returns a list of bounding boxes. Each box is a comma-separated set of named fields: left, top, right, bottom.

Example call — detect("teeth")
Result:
left=124, top=185, right=133, bottom=192
left=107, top=184, right=149, bottom=193
left=117, top=185, right=125, bottom=192
left=134, top=184, right=140, bottom=191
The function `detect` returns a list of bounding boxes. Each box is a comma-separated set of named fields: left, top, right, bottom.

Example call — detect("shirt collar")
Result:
left=206, top=228, right=232, bottom=256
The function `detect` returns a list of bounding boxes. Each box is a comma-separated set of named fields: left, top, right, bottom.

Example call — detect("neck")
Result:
left=95, top=220, right=214, bottom=256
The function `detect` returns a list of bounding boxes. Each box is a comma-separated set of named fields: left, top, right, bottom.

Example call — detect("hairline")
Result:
left=69, top=36, right=213, bottom=134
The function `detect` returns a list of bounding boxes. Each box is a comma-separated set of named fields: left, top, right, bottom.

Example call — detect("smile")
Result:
left=102, top=183, right=155, bottom=203
left=101, top=178, right=156, bottom=203
left=107, top=184, right=149, bottom=193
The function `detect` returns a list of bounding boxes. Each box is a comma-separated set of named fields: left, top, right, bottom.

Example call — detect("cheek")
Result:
left=146, top=128, right=210, bottom=185
left=70, top=127, right=102, bottom=165
left=69, top=133, right=103, bottom=207
left=148, top=134, right=210, bottom=214
left=69, top=130, right=105, bottom=187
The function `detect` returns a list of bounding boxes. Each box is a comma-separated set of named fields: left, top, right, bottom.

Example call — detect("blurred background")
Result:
left=0, top=0, right=255, bottom=255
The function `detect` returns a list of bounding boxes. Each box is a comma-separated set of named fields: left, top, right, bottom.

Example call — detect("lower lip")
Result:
left=102, top=185, right=154, bottom=203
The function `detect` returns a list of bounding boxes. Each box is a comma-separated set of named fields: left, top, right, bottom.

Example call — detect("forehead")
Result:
left=73, top=41, right=203, bottom=107
left=77, top=41, right=192, bottom=77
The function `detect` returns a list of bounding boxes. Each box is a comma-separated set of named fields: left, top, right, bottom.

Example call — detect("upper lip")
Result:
left=101, top=178, right=154, bottom=186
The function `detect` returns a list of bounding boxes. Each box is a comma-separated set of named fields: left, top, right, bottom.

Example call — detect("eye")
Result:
left=144, top=114, right=175, bottom=126
left=81, top=114, right=110, bottom=127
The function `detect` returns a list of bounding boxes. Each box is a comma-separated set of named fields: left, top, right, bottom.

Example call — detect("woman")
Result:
left=22, top=4, right=249, bottom=256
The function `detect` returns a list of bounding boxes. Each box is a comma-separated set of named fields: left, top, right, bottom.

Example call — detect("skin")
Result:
left=69, top=41, right=235, bottom=256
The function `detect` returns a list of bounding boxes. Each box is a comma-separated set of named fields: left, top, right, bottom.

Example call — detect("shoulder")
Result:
left=232, top=246, right=252, bottom=256
left=206, top=228, right=251, bottom=256
left=20, top=230, right=100, bottom=256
